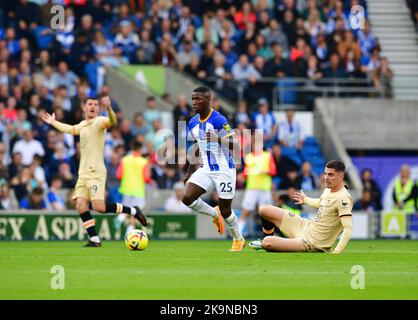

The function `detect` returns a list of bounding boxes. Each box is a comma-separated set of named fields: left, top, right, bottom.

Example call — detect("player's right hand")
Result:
left=41, top=112, right=55, bottom=125
left=293, top=190, right=305, bottom=204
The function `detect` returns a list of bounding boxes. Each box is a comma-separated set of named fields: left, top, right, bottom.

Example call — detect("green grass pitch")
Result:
left=0, top=240, right=417, bottom=300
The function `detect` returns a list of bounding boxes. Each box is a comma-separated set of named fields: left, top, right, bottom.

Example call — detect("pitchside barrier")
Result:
left=2, top=210, right=415, bottom=241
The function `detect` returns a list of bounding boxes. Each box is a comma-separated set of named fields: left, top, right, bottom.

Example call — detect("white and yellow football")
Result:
left=125, top=229, right=148, bottom=251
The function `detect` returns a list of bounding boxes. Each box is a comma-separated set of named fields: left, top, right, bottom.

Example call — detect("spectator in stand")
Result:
left=131, top=112, right=148, bottom=137
left=172, top=94, right=192, bottom=142
left=164, top=181, right=192, bottom=213
left=322, top=53, right=348, bottom=79
left=153, top=39, right=176, bottom=67
left=234, top=100, right=251, bottom=127
left=0, top=184, right=18, bottom=210
left=251, top=98, right=277, bottom=149
left=271, top=143, right=300, bottom=189
left=234, top=2, right=257, bottom=31
left=297, top=161, right=318, bottom=191
left=361, top=168, right=382, bottom=210
left=52, top=61, right=80, bottom=98
left=196, top=14, right=219, bottom=46
left=357, top=20, right=379, bottom=58
left=375, top=57, right=394, bottom=97
left=20, top=186, right=47, bottom=210
left=47, top=176, right=66, bottom=211
left=114, top=20, right=140, bottom=64
left=10, top=167, right=34, bottom=203
left=12, top=129, right=45, bottom=166
left=264, top=44, right=289, bottom=78
left=8, top=152, right=23, bottom=181
left=353, top=189, right=378, bottom=213
left=57, top=162, right=76, bottom=189
left=232, top=54, right=261, bottom=103
left=278, top=107, right=304, bottom=150
left=155, top=164, right=179, bottom=189
left=143, top=96, right=161, bottom=132
left=279, top=168, right=301, bottom=190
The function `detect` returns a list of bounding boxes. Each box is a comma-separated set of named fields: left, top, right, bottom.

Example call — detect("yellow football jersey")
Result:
left=73, top=116, right=108, bottom=175
left=304, top=187, right=353, bottom=251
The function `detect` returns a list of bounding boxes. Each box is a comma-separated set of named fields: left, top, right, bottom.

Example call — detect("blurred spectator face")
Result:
left=58, top=61, right=68, bottom=74
left=237, top=100, right=247, bottom=112
left=287, top=170, right=298, bottom=181
left=81, top=14, right=93, bottom=30
left=219, top=41, right=230, bottom=56
left=147, top=97, right=157, bottom=109
left=31, top=188, right=44, bottom=204
left=134, top=113, right=144, bottom=126
left=286, top=108, right=295, bottom=121
left=6, top=28, right=16, bottom=40
left=51, top=178, right=63, bottom=189
left=284, top=10, right=294, bottom=23
left=251, top=132, right=264, bottom=153
left=23, top=130, right=33, bottom=141
left=361, top=169, right=372, bottom=181
left=273, top=44, right=283, bottom=59
left=330, top=54, right=340, bottom=68
left=239, top=55, right=249, bottom=67
left=272, top=144, right=282, bottom=157
left=362, top=189, right=372, bottom=203
left=302, top=161, right=312, bottom=175
left=400, top=165, right=411, bottom=181
left=120, top=21, right=132, bottom=37
left=7, top=96, right=17, bottom=109
left=259, top=101, right=268, bottom=114
left=247, top=43, right=257, bottom=56
left=152, top=119, right=162, bottom=131
left=259, top=11, right=269, bottom=25
left=0, top=184, right=10, bottom=199
left=120, top=119, right=131, bottom=133
left=177, top=94, right=188, bottom=107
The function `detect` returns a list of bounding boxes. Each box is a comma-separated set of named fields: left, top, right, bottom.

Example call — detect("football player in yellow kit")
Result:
left=249, top=160, right=353, bottom=253
left=42, top=96, right=147, bottom=247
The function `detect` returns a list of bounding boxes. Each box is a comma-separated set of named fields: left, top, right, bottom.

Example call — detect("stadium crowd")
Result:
left=0, top=0, right=397, bottom=211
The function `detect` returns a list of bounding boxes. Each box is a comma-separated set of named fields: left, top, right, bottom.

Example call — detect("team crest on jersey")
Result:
left=223, top=123, right=232, bottom=133
left=342, top=200, right=348, bottom=207
left=288, top=212, right=295, bottom=217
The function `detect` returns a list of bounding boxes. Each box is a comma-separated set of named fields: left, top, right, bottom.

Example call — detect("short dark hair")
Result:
left=131, top=141, right=142, bottom=151
left=326, top=160, right=345, bottom=173
left=147, top=96, right=156, bottom=102
left=192, top=86, right=211, bottom=95
left=83, top=97, right=99, bottom=105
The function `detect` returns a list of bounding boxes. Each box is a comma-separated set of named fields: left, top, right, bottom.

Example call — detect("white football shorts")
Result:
left=188, top=167, right=236, bottom=199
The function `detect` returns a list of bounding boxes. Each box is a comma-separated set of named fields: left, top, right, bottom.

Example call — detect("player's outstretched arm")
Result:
left=101, top=96, right=117, bottom=128
left=41, top=112, right=76, bottom=134
left=332, top=215, right=352, bottom=254
left=293, top=190, right=320, bottom=208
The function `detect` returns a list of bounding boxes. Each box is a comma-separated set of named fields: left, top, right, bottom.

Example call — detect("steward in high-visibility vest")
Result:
left=239, top=132, right=277, bottom=236
left=392, top=165, right=417, bottom=213
left=117, top=141, right=151, bottom=209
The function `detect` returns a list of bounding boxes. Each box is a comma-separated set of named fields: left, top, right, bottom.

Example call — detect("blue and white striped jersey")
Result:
left=187, top=109, right=235, bottom=171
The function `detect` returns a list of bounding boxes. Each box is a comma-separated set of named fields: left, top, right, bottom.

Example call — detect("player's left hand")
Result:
left=101, top=96, right=111, bottom=109
left=206, top=130, right=219, bottom=143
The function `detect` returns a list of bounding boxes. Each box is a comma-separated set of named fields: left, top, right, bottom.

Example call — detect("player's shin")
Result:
left=225, top=210, right=244, bottom=241
left=187, top=198, right=218, bottom=218
left=80, top=211, right=100, bottom=243
left=105, top=203, right=136, bottom=215
left=261, top=217, right=275, bottom=237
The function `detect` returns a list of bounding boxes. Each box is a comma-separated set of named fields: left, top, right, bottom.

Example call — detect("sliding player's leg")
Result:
left=261, top=236, right=306, bottom=252
left=259, top=204, right=287, bottom=229
left=218, top=197, right=245, bottom=251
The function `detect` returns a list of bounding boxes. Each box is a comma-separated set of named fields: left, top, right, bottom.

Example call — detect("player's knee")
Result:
left=262, top=236, right=275, bottom=251
left=92, top=203, right=106, bottom=213
left=259, top=204, right=270, bottom=217
left=76, top=202, right=88, bottom=213
left=181, top=195, right=194, bottom=207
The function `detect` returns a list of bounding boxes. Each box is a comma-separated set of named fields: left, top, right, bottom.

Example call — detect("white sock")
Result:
left=130, top=207, right=137, bottom=216
left=188, top=198, right=218, bottom=218
left=225, top=211, right=243, bottom=241
left=90, top=236, right=101, bottom=243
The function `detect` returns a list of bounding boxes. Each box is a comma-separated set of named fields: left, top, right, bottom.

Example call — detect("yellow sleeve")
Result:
left=337, top=195, right=353, bottom=217
left=333, top=215, right=353, bottom=253
left=53, top=121, right=81, bottom=135
left=304, top=196, right=320, bottom=208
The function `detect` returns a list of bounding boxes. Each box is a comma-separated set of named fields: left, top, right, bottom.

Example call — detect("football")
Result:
left=125, top=229, right=148, bottom=251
